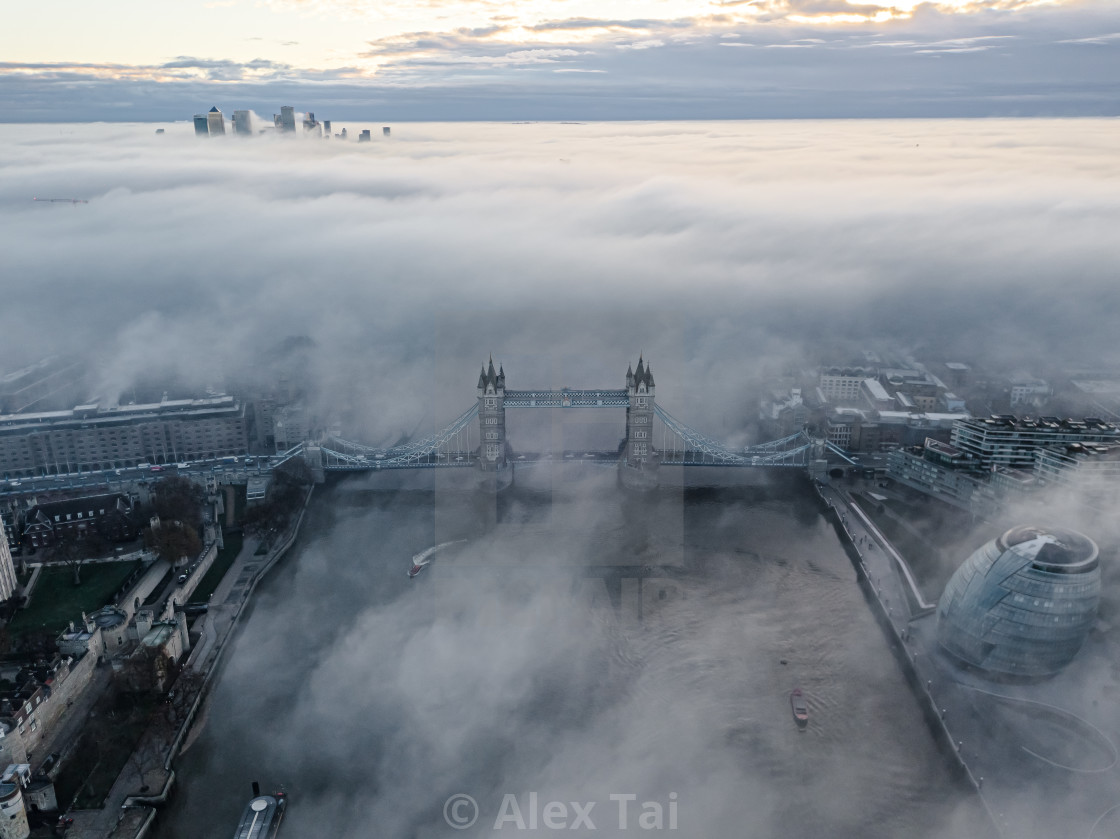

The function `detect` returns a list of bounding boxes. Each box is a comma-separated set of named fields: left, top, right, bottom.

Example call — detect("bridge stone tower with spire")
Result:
left=624, top=356, right=658, bottom=472
left=477, top=357, right=507, bottom=471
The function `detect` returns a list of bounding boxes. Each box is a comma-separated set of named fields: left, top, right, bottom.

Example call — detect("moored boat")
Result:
left=790, top=689, right=808, bottom=729
left=234, top=783, right=286, bottom=839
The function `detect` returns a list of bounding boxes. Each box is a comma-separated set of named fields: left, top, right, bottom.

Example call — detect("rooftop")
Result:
left=0, top=394, right=240, bottom=431
left=863, top=378, right=891, bottom=401
left=925, top=438, right=965, bottom=458
left=962, top=414, right=1120, bottom=432
left=997, top=525, right=1099, bottom=573
left=1047, top=442, right=1120, bottom=463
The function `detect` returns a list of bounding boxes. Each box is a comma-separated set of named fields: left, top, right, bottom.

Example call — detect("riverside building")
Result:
left=937, top=526, right=1101, bottom=678
left=0, top=395, right=248, bottom=478
left=950, top=415, right=1120, bottom=471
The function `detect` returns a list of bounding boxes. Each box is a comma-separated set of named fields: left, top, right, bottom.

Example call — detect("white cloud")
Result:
left=1, top=118, right=1119, bottom=431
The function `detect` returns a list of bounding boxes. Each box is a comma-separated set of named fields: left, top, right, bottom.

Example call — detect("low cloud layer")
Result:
left=2, top=118, right=1119, bottom=440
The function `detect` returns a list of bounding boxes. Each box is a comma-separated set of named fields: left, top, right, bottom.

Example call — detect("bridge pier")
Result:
left=619, top=356, right=660, bottom=488
left=476, top=357, right=509, bottom=476
left=303, top=443, right=326, bottom=484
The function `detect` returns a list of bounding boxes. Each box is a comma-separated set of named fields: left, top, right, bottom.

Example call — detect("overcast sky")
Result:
left=2, top=0, right=1118, bottom=120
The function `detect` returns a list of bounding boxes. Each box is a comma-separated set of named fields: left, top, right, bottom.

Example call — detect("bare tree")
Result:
left=151, top=477, right=205, bottom=530
left=165, top=667, right=206, bottom=724
left=118, top=646, right=171, bottom=696
left=126, top=705, right=174, bottom=792
left=48, top=532, right=102, bottom=586
left=143, top=519, right=201, bottom=565
left=275, top=457, right=313, bottom=487
left=241, top=465, right=309, bottom=536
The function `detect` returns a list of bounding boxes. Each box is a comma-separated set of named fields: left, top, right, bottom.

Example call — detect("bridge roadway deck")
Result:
left=323, top=450, right=810, bottom=471
left=502, top=389, right=629, bottom=408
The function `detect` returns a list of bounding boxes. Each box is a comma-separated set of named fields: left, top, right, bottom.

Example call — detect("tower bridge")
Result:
left=290, top=357, right=817, bottom=481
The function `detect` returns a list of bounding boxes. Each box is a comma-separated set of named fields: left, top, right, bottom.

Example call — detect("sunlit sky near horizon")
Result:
left=2, top=1, right=1077, bottom=68
left=1, top=0, right=1117, bottom=120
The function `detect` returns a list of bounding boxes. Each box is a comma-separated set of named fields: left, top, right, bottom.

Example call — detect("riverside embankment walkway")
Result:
left=65, top=488, right=314, bottom=839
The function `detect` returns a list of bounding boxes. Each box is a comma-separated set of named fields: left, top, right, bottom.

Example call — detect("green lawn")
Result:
left=8, top=561, right=142, bottom=638
left=189, top=531, right=243, bottom=603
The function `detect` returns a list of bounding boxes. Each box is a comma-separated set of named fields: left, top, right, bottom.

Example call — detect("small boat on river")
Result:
left=407, top=539, right=467, bottom=579
left=790, top=689, right=808, bottom=729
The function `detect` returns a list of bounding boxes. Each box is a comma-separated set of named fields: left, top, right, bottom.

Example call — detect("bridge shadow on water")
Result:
left=327, top=463, right=816, bottom=609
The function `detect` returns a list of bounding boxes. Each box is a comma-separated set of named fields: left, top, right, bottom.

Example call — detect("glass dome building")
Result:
left=937, top=526, right=1100, bottom=678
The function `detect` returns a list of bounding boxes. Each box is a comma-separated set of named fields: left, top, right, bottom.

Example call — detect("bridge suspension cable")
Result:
left=322, top=404, right=480, bottom=469
left=653, top=404, right=813, bottom=467
left=824, top=442, right=859, bottom=465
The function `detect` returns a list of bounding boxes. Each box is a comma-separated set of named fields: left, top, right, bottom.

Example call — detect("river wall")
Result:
left=810, top=479, right=1003, bottom=839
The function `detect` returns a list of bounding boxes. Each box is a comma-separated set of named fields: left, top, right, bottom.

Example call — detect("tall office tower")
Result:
left=339, top=127, right=348, bottom=139
left=358, top=129, right=371, bottom=142
left=232, top=110, right=252, bottom=135
left=280, top=106, right=297, bottom=132
left=323, top=120, right=331, bottom=137
left=194, top=115, right=209, bottom=136
left=207, top=106, right=225, bottom=135
left=383, top=126, right=390, bottom=136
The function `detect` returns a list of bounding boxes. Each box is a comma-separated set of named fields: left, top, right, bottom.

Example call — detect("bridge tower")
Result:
left=624, top=356, right=658, bottom=472
left=477, top=357, right=507, bottom=471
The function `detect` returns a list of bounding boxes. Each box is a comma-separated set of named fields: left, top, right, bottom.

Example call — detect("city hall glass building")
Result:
left=937, top=526, right=1100, bottom=678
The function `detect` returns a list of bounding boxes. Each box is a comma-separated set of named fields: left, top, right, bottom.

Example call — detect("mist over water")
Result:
left=157, top=467, right=988, bottom=839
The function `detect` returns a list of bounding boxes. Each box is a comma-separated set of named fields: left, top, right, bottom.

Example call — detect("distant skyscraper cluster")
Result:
left=192, top=104, right=390, bottom=141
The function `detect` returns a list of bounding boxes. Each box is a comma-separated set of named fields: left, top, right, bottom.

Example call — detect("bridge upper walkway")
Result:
left=502, top=389, right=630, bottom=408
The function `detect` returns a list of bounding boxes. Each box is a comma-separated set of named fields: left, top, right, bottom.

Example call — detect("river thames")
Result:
left=157, top=464, right=989, bottom=838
